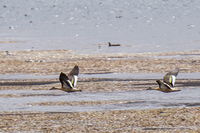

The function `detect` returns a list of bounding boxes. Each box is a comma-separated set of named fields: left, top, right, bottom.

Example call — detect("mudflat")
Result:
left=0, top=49, right=200, bottom=132
left=0, top=107, right=200, bottom=132
left=0, top=49, right=200, bottom=74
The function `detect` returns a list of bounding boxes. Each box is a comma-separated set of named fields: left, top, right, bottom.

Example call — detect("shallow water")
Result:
left=1, top=0, right=200, bottom=54
left=1, top=72, right=200, bottom=80
left=0, top=72, right=199, bottom=112
left=0, top=88, right=199, bottom=112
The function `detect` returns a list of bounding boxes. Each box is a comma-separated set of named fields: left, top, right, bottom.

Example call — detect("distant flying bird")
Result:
left=108, top=42, right=121, bottom=47
left=50, top=65, right=82, bottom=92
left=148, top=68, right=181, bottom=92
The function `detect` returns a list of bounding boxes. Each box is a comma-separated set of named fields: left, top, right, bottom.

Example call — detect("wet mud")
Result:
left=0, top=49, right=200, bottom=132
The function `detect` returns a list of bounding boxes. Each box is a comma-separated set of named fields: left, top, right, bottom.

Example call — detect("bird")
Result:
left=108, top=42, right=121, bottom=47
left=50, top=65, right=82, bottom=92
left=5, top=51, right=12, bottom=55
left=148, top=68, right=181, bottom=92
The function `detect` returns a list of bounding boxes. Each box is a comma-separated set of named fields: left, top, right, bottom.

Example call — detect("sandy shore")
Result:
left=0, top=107, right=200, bottom=132
left=0, top=49, right=200, bottom=132
left=0, top=49, right=200, bottom=75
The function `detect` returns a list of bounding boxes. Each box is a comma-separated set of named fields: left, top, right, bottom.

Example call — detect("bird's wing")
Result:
left=59, top=72, right=73, bottom=89
left=72, top=75, right=78, bottom=87
left=67, top=75, right=78, bottom=87
left=163, top=68, right=179, bottom=87
left=68, top=65, right=79, bottom=87
left=156, top=80, right=172, bottom=91
left=164, top=75, right=176, bottom=87
left=68, top=65, right=79, bottom=76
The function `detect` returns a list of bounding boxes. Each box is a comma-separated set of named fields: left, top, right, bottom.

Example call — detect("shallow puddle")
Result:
left=0, top=72, right=199, bottom=112
left=1, top=72, right=200, bottom=80
left=0, top=87, right=199, bottom=112
left=82, top=72, right=200, bottom=80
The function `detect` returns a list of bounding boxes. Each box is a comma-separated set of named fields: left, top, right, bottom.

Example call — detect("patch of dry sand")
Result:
left=0, top=49, right=200, bottom=75
left=0, top=107, right=199, bottom=132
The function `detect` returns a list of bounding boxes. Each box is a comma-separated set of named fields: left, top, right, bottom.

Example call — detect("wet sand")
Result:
left=0, top=49, right=200, bottom=132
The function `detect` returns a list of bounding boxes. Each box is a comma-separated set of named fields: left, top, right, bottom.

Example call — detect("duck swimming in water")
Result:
left=148, top=68, right=181, bottom=92
left=50, top=65, right=82, bottom=92
left=108, top=42, right=121, bottom=47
